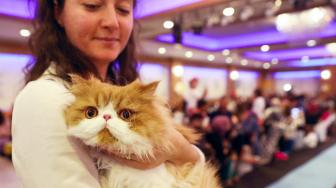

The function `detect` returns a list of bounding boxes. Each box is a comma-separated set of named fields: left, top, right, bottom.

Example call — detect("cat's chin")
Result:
left=82, top=136, right=99, bottom=147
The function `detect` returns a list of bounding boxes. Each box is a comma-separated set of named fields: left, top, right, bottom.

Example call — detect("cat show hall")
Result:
left=1, top=0, right=336, bottom=188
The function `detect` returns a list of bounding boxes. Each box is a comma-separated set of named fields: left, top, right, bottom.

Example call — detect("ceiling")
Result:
left=0, top=0, right=335, bottom=70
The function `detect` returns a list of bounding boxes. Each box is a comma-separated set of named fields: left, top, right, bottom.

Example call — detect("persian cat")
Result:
left=64, top=75, right=220, bottom=188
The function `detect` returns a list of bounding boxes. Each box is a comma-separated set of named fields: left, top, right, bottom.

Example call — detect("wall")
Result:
left=234, top=70, right=259, bottom=98
left=181, top=66, right=227, bottom=100
left=273, top=70, right=321, bottom=96
left=0, top=53, right=30, bottom=111
left=138, top=63, right=170, bottom=100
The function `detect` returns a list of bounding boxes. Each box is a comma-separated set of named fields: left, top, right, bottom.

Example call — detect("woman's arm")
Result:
left=104, top=127, right=202, bottom=170
left=12, top=79, right=101, bottom=188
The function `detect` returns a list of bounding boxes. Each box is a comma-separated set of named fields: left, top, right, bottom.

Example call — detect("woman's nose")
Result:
left=101, top=8, right=119, bottom=29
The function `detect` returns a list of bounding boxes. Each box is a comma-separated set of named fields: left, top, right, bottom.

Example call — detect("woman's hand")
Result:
left=100, top=128, right=201, bottom=170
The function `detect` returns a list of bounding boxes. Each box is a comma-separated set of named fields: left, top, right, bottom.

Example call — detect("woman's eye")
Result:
left=117, top=7, right=130, bottom=14
left=119, top=109, right=133, bottom=120
left=83, top=4, right=101, bottom=11
left=85, top=107, right=98, bottom=119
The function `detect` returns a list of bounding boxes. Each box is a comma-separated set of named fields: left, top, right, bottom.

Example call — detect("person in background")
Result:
left=209, top=96, right=233, bottom=124
left=252, top=89, right=266, bottom=122
left=184, top=77, right=207, bottom=114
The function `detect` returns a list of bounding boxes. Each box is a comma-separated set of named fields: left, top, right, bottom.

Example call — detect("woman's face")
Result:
left=57, top=0, right=134, bottom=65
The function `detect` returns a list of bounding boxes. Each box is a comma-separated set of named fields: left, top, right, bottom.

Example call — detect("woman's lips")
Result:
left=94, top=37, right=120, bottom=46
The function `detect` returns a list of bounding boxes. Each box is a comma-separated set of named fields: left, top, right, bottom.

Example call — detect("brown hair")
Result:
left=26, top=0, right=138, bottom=85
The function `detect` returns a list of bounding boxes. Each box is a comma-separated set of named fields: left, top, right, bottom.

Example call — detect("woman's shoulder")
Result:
left=14, top=76, right=73, bottom=109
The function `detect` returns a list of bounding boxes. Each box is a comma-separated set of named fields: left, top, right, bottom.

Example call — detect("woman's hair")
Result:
left=26, top=0, right=138, bottom=85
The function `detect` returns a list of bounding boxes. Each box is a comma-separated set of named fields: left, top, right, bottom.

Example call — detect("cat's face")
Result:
left=64, top=75, right=166, bottom=157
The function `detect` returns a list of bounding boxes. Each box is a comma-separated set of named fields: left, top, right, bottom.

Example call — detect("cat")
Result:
left=64, top=75, right=221, bottom=188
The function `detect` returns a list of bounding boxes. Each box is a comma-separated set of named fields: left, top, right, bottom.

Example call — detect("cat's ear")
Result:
left=130, top=78, right=142, bottom=86
left=142, top=81, right=160, bottom=96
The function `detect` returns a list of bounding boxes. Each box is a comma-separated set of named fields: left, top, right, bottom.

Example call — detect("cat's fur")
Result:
left=64, top=75, right=221, bottom=188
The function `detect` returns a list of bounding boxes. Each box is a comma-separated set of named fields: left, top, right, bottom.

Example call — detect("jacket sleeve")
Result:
left=11, top=79, right=101, bottom=188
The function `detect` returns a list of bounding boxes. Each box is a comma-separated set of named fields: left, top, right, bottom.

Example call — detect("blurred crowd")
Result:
left=0, top=109, right=12, bottom=159
left=173, top=78, right=336, bottom=187
left=1, top=78, right=336, bottom=188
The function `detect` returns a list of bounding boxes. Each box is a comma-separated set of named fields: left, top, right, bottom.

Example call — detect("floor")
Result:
left=1, top=141, right=336, bottom=188
left=235, top=138, right=336, bottom=188
left=267, top=143, right=336, bottom=188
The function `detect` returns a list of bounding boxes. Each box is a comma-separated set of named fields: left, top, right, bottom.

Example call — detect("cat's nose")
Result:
left=103, top=114, right=112, bottom=121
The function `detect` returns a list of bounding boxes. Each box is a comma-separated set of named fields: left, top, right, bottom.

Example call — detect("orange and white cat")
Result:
left=64, top=75, right=221, bottom=188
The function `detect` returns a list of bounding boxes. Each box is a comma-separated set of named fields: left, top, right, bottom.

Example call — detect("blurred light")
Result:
left=174, top=44, right=183, bottom=49
left=207, top=54, right=215, bottom=61
left=306, top=40, right=317, bottom=47
left=163, top=20, right=174, bottom=29
left=271, top=58, right=279, bottom=65
left=20, top=29, right=31, bottom=37
left=174, top=81, right=186, bottom=95
left=261, top=45, right=270, bottom=52
left=326, top=43, right=336, bottom=55
left=283, top=83, right=292, bottom=92
left=321, top=69, right=331, bottom=80
left=172, top=65, right=184, bottom=77
left=222, top=49, right=230, bottom=56
left=158, top=47, right=167, bottom=54
left=223, top=7, right=235, bottom=17
left=263, top=63, right=271, bottom=69
left=275, top=0, right=282, bottom=7
left=276, top=7, right=335, bottom=34
left=230, top=70, right=239, bottom=80
left=241, top=59, right=248, bottom=66
left=240, top=6, right=254, bottom=21
left=301, top=56, right=310, bottom=62
left=185, top=51, right=193, bottom=58
left=226, top=57, right=233, bottom=64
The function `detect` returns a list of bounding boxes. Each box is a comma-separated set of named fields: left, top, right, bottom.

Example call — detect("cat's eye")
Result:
left=119, top=109, right=133, bottom=120
left=85, top=107, right=98, bottom=119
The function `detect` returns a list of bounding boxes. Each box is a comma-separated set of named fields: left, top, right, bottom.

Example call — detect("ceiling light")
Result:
left=207, top=54, right=215, bottom=61
left=226, top=57, right=233, bottom=64
left=163, top=20, right=174, bottom=29
left=306, top=40, right=317, bottom=47
left=241, top=59, right=248, bottom=66
left=321, top=70, right=331, bottom=80
left=223, top=7, right=235, bottom=17
left=230, top=70, right=239, bottom=80
left=326, top=43, right=336, bottom=55
left=263, top=63, right=271, bottom=69
left=283, top=83, right=292, bottom=92
left=276, top=7, right=334, bottom=34
left=172, top=65, right=184, bottom=77
left=20, top=29, right=31, bottom=37
left=185, top=51, right=193, bottom=58
left=261, top=45, right=270, bottom=52
left=222, top=49, right=230, bottom=56
left=271, top=58, right=279, bottom=65
left=158, top=47, right=166, bottom=54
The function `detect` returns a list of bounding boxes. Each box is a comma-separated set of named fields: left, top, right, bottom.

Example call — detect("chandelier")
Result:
left=275, top=7, right=335, bottom=35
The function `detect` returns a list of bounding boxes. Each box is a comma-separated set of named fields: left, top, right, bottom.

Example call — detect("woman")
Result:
left=12, top=0, right=201, bottom=187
